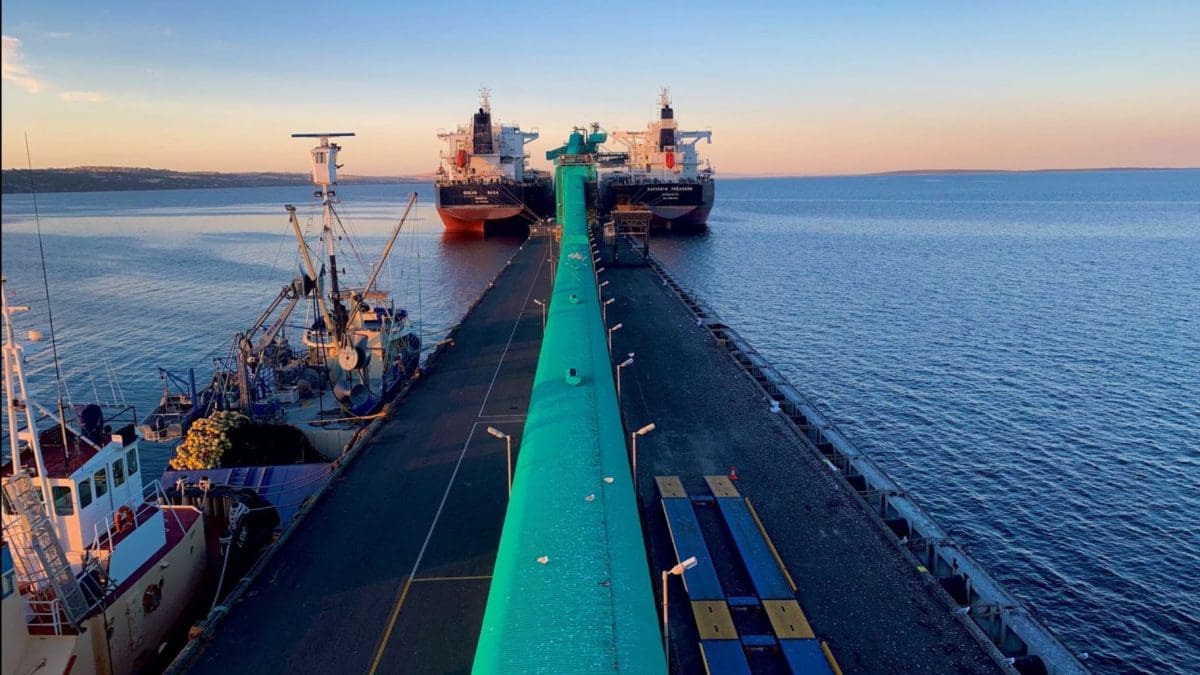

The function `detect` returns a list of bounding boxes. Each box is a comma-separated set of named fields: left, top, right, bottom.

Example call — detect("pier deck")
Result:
left=182, top=230, right=1009, bottom=674
left=604, top=259, right=1003, bottom=675
left=179, top=236, right=551, bottom=674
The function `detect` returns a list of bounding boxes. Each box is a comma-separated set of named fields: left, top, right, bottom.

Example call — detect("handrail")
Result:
left=25, top=597, right=67, bottom=634
left=90, top=480, right=180, bottom=551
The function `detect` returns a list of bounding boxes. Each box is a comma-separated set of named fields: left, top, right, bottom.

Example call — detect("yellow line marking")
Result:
left=690, top=601, right=738, bottom=640
left=367, top=576, right=412, bottom=675
left=763, top=599, right=815, bottom=639
left=703, top=475, right=740, bottom=498
left=656, top=475, right=687, bottom=498
left=411, top=574, right=493, bottom=583
left=821, top=640, right=844, bottom=675
left=745, top=498, right=798, bottom=593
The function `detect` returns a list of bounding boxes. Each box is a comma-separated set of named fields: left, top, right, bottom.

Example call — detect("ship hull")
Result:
left=435, top=180, right=554, bottom=235
left=600, top=180, right=715, bottom=231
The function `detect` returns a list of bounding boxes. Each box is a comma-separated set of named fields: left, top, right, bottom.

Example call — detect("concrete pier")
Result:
left=178, top=230, right=1016, bottom=674
left=177, top=235, right=551, bottom=674
left=603, top=257, right=1003, bottom=674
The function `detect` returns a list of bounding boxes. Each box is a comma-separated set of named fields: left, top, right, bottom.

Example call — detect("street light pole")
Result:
left=662, top=556, right=698, bottom=666
left=486, top=426, right=513, bottom=497
left=616, top=354, right=634, bottom=404
left=608, top=322, right=623, bottom=353
left=603, top=297, right=615, bottom=324
left=532, top=298, right=546, bottom=331
left=630, top=422, right=655, bottom=485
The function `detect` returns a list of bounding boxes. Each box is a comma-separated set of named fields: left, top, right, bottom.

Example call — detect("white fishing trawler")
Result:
left=149, top=133, right=423, bottom=461
left=2, top=277, right=208, bottom=675
left=600, top=88, right=715, bottom=230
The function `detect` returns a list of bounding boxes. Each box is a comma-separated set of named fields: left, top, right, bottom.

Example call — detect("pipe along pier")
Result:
left=176, top=131, right=1086, bottom=674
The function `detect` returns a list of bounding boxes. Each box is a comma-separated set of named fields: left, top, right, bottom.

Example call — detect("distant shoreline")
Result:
left=1, top=167, right=432, bottom=194
left=2, top=165, right=1194, bottom=194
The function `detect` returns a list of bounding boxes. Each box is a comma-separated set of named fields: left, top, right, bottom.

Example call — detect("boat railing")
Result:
left=137, top=411, right=186, bottom=441
left=24, top=596, right=72, bottom=635
left=90, top=480, right=182, bottom=552
left=303, top=328, right=335, bottom=348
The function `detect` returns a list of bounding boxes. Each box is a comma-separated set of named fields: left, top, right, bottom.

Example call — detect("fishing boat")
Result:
left=160, top=133, right=423, bottom=461
left=1, top=276, right=210, bottom=675
left=147, top=134, right=424, bottom=637
left=136, top=368, right=205, bottom=456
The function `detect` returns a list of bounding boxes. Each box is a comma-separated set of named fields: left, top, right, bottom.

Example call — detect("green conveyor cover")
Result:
left=473, top=142, right=665, bottom=673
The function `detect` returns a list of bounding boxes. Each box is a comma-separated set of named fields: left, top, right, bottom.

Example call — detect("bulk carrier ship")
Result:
left=601, top=88, right=715, bottom=231
left=434, top=90, right=553, bottom=234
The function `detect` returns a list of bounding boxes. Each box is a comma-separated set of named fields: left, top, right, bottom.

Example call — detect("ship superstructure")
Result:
left=2, top=277, right=207, bottom=675
left=434, top=89, right=553, bottom=234
left=601, top=88, right=715, bottom=230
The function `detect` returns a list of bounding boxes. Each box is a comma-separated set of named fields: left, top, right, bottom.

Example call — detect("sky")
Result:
left=2, top=1, right=1198, bottom=176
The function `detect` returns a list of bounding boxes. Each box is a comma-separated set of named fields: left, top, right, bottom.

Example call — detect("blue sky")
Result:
left=2, top=1, right=1197, bottom=174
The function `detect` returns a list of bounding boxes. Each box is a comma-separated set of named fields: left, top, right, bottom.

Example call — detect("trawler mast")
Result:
left=291, top=132, right=354, bottom=342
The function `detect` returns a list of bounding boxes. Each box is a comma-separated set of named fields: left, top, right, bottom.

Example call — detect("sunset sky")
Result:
left=2, top=1, right=1197, bottom=176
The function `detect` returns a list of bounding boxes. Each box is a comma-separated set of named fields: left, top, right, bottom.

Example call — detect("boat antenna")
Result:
left=24, top=133, right=75, bottom=464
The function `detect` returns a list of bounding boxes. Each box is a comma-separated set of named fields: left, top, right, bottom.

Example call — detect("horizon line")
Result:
left=3, top=165, right=1197, bottom=180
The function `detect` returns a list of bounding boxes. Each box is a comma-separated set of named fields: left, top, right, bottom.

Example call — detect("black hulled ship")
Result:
left=600, top=88, right=715, bottom=231
left=434, top=89, right=553, bottom=234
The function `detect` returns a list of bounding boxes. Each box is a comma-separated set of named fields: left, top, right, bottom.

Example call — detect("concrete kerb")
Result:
left=164, top=238, right=541, bottom=674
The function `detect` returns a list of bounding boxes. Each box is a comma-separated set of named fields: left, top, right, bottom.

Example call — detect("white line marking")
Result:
left=374, top=242, right=546, bottom=660
left=370, top=422, right=480, bottom=670
left=477, top=242, right=547, bottom=417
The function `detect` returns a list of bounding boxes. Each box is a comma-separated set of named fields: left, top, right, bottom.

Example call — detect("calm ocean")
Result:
left=3, top=170, right=1198, bottom=673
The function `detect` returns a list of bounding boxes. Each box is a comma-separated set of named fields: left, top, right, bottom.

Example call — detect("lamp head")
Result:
left=486, top=427, right=507, bottom=440
left=619, top=357, right=634, bottom=368
left=610, top=323, right=623, bottom=332
left=669, top=556, right=698, bottom=575
left=636, top=423, right=656, bottom=436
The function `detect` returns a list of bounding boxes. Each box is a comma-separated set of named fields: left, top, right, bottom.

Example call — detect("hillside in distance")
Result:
left=1, top=166, right=431, bottom=194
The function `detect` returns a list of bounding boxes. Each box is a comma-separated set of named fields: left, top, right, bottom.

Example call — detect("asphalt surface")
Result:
left=605, top=258, right=1004, bottom=675
left=183, top=236, right=550, bottom=675
left=185, top=230, right=1003, bottom=675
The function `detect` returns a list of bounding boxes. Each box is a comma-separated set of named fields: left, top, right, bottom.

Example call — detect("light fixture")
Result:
left=486, top=426, right=514, bottom=497
left=662, top=555, right=699, bottom=663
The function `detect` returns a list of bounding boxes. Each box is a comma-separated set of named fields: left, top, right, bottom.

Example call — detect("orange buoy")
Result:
left=114, top=505, right=135, bottom=532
